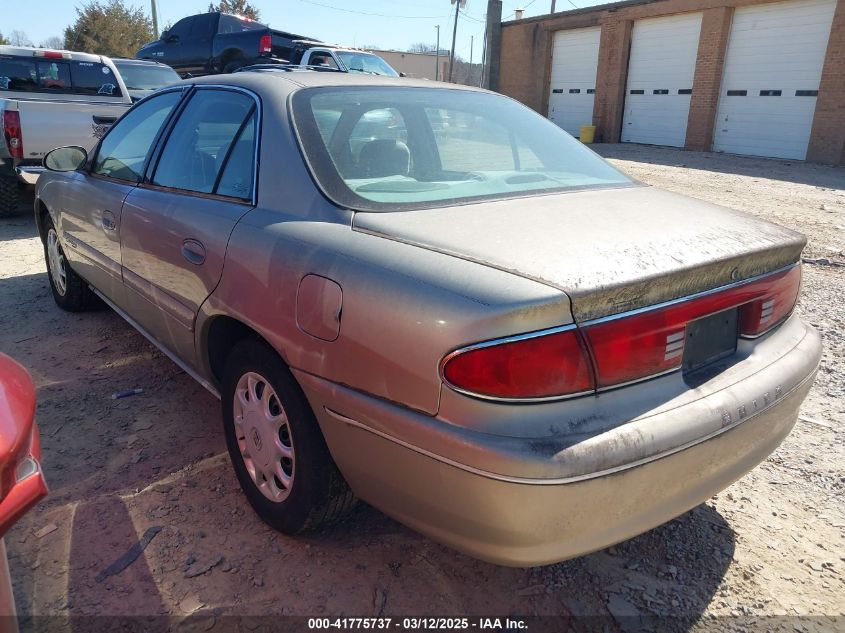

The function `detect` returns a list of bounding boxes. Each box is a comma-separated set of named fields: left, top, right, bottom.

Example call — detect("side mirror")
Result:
left=160, top=29, right=169, bottom=40
left=44, top=146, right=88, bottom=172
left=399, top=72, right=407, bottom=77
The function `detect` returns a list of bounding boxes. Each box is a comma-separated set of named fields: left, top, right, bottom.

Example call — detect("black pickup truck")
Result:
left=135, top=12, right=317, bottom=76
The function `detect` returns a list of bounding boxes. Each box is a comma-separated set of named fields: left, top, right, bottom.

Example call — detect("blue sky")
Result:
left=6, top=0, right=615, bottom=61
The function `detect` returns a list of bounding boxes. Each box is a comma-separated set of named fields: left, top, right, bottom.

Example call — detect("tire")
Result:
left=43, top=215, right=97, bottom=312
left=221, top=339, right=356, bottom=533
left=0, top=177, right=20, bottom=218
left=223, top=60, right=245, bottom=74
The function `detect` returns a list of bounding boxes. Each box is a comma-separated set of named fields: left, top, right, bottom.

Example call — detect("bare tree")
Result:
left=40, top=36, right=65, bottom=50
left=9, top=30, right=33, bottom=47
left=407, top=42, right=437, bottom=54
left=207, top=0, right=260, bottom=20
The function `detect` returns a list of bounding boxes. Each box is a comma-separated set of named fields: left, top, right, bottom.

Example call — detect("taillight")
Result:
left=3, top=111, right=23, bottom=159
left=441, top=265, right=801, bottom=400
left=259, top=34, right=272, bottom=55
left=583, top=265, right=801, bottom=388
left=441, top=327, right=594, bottom=400
left=738, top=266, right=801, bottom=336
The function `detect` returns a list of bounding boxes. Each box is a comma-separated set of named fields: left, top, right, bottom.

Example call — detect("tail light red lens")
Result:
left=3, top=111, right=23, bottom=159
left=738, top=266, right=802, bottom=336
left=442, top=265, right=801, bottom=400
left=441, top=328, right=595, bottom=400
left=259, top=34, right=272, bottom=54
left=584, top=265, right=801, bottom=388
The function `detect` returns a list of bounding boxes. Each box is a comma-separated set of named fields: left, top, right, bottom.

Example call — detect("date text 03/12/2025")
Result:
left=307, top=618, right=529, bottom=630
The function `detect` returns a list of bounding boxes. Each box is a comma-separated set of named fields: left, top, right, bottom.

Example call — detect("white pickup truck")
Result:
left=0, top=46, right=132, bottom=216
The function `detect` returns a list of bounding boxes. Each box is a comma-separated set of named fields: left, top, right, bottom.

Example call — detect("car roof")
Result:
left=0, top=44, right=105, bottom=64
left=186, top=70, right=486, bottom=94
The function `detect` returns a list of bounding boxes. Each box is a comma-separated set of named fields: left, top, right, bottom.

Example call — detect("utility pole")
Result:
left=479, top=20, right=487, bottom=86
left=482, top=0, right=502, bottom=91
left=448, top=0, right=462, bottom=83
left=151, top=0, right=159, bottom=37
left=435, top=25, right=440, bottom=81
left=551, top=0, right=556, bottom=12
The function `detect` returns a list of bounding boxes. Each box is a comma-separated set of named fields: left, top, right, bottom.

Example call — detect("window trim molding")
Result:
left=143, top=84, right=262, bottom=207
left=88, top=86, right=189, bottom=185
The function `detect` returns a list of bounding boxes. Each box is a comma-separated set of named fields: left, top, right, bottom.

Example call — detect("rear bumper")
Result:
left=0, top=157, right=42, bottom=185
left=14, top=166, right=43, bottom=186
left=297, top=315, right=821, bottom=566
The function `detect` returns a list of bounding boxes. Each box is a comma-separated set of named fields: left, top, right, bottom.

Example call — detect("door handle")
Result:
left=92, top=115, right=117, bottom=125
left=181, top=239, right=206, bottom=265
left=102, top=210, right=117, bottom=231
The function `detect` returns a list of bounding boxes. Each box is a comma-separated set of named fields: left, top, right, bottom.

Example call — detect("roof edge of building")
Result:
left=503, top=0, right=667, bottom=26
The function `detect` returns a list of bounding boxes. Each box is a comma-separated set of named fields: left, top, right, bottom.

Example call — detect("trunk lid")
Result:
left=353, top=186, right=806, bottom=322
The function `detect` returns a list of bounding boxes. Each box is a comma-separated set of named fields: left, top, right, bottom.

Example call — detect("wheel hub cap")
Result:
left=46, top=228, right=67, bottom=296
left=233, top=372, right=295, bottom=502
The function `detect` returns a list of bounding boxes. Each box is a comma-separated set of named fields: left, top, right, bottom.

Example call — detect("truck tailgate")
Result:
left=15, top=98, right=131, bottom=160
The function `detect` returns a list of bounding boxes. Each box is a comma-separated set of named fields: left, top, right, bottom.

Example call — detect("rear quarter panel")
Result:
left=200, top=211, right=572, bottom=414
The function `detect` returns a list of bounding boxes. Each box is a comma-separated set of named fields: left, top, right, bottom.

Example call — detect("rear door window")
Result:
left=152, top=89, right=256, bottom=197
left=0, top=56, right=122, bottom=97
left=191, top=13, right=217, bottom=39
left=69, top=61, right=122, bottom=97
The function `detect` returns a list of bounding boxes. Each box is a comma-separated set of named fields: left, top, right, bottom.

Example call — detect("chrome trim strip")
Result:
left=324, top=366, right=814, bottom=486
left=440, top=263, right=800, bottom=403
left=595, top=365, right=681, bottom=393
left=438, top=324, right=595, bottom=404
left=88, top=286, right=220, bottom=399
left=579, top=262, right=799, bottom=328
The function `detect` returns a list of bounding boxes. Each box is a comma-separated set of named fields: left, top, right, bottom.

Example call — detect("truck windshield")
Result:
left=334, top=52, right=399, bottom=77
left=114, top=62, right=180, bottom=91
left=0, top=56, right=123, bottom=97
left=291, top=86, right=633, bottom=212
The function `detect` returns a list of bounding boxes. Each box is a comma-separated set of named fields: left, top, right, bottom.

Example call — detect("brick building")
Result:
left=497, top=0, right=845, bottom=164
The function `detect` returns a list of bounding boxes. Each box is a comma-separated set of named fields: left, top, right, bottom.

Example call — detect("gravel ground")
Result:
left=0, top=145, right=843, bottom=629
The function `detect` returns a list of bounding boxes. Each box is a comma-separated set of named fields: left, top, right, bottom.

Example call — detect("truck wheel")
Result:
left=223, top=60, right=245, bottom=74
left=221, top=338, right=357, bottom=534
left=0, top=177, right=20, bottom=218
left=43, top=216, right=97, bottom=312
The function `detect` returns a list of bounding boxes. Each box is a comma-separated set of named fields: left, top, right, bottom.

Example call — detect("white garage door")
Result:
left=621, top=13, right=703, bottom=147
left=713, top=0, right=836, bottom=160
left=547, top=27, right=601, bottom=137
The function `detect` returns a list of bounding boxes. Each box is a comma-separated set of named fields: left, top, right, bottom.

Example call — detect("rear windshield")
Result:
left=0, top=56, right=123, bottom=97
left=291, top=87, right=632, bottom=212
left=114, top=62, right=180, bottom=91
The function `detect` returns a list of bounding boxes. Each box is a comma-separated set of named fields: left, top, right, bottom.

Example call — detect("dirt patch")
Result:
left=1, top=145, right=843, bottom=625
